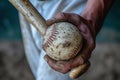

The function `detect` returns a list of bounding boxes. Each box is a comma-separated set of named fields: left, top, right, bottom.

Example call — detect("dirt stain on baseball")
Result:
left=58, top=51, right=61, bottom=56
left=56, top=45, right=59, bottom=48
left=50, top=48, right=54, bottom=51
left=62, top=41, right=71, bottom=48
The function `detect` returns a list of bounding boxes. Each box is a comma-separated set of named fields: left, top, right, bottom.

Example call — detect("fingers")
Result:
left=46, top=13, right=83, bottom=27
left=55, top=13, right=82, bottom=24
left=44, top=55, right=71, bottom=73
left=78, top=21, right=95, bottom=60
left=77, top=35, right=95, bottom=63
left=46, top=18, right=65, bottom=26
left=44, top=53, right=87, bottom=74
left=78, top=46, right=91, bottom=62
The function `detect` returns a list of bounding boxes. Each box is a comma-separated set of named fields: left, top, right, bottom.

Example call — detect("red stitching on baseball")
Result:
left=68, top=42, right=82, bottom=59
left=43, top=23, right=59, bottom=49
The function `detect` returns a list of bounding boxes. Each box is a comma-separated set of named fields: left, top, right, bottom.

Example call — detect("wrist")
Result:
left=81, top=0, right=114, bottom=37
left=81, top=0, right=105, bottom=37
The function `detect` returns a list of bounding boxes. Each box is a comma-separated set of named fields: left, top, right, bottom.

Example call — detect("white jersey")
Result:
left=20, top=0, right=87, bottom=80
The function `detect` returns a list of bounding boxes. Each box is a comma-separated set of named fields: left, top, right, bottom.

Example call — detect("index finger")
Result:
left=46, top=13, right=83, bottom=27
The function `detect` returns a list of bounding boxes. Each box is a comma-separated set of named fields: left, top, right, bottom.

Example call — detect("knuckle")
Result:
left=61, top=71, right=67, bottom=74
left=90, top=40, right=96, bottom=50
left=56, top=13, right=65, bottom=18
left=88, top=38, right=96, bottom=51
left=79, top=56, right=85, bottom=64
left=61, top=66, right=71, bottom=74
left=62, top=69, right=70, bottom=74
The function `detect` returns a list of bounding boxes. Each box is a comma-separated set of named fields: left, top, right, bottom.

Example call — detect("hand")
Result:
left=44, top=13, right=95, bottom=73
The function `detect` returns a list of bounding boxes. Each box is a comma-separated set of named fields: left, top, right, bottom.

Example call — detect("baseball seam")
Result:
left=43, top=23, right=59, bottom=49
left=69, top=42, right=82, bottom=59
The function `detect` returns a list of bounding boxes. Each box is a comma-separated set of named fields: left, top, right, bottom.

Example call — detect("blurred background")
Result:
left=0, top=0, right=120, bottom=80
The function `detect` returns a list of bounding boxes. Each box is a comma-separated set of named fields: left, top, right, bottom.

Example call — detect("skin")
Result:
left=44, top=0, right=115, bottom=74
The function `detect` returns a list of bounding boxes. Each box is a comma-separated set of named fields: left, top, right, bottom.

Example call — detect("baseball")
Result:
left=43, top=22, right=83, bottom=60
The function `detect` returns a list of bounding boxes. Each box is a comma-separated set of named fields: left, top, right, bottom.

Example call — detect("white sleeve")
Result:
left=19, top=13, right=40, bottom=77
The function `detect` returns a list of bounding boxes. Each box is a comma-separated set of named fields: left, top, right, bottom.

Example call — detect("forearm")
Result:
left=82, top=0, right=115, bottom=37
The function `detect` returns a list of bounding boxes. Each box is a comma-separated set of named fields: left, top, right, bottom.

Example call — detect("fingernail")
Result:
left=59, top=64, right=64, bottom=68
left=57, top=63, right=64, bottom=68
